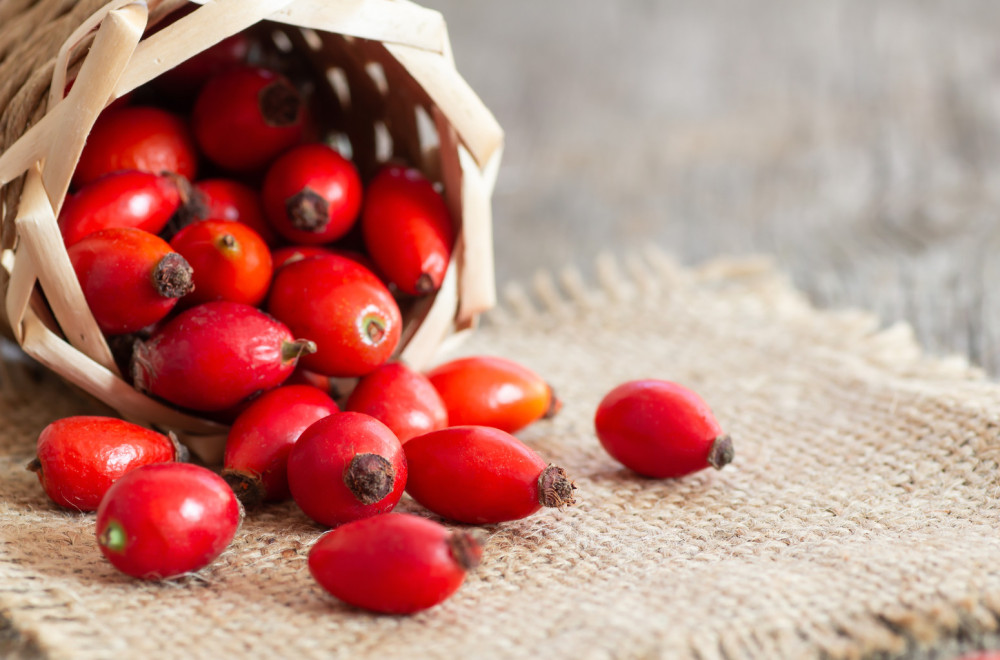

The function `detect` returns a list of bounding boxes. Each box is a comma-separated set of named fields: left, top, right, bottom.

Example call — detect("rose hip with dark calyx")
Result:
left=426, top=355, right=561, bottom=434
left=191, top=179, right=277, bottom=245
left=68, top=227, right=193, bottom=335
left=72, top=106, right=197, bottom=188
left=361, top=164, right=454, bottom=296
left=309, top=513, right=481, bottom=614
left=131, top=301, right=315, bottom=412
left=262, top=143, right=362, bottom=245
left=346, top=362, right=448, bottom=443
left=222, top=385, right=339, bottom=506
left=28, top=416, right=184, bottom=511
left=267, top=254, right=401, bottom=377
left=287, top=412, right=407, bottom=527
left=96, top=462, right=242, bottom=580
left=59, top=170, right=189, bottom=246
left=404, top=425, right=576, bottom=524
left=170, top=220, right=273, bottom=307
left=192, top=67, right=304, bottom=173
left=594, top=379, right=734, bottom=478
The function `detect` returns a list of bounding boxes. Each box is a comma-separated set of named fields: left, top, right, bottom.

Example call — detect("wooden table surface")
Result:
left=424, top=0, right=1000, bottom=377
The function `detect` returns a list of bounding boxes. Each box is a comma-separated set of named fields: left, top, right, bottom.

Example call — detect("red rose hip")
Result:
left=68, top=227, right=193, bottom=335
left=404, top=425, right=576, bottom=524
left=170, top=219, right=273, bottom=307
left=59, top=170, right=188, bottom=246
left=287, top=412, right=406, bottom=527
left=426, top=355, right=561, bottom=434
left=346, top=362, right=448, bottom=443
left=594, top=379, right=734, bottom=478
left=267, top=254, right=401, bottom=377
left=262, top=143, right=362, bottom=244
left=131, top=301, right=315, bottom=412
left=96, top=462, right=242, bottom=580
left=222, top=385, right=339, bottom=505
left=192, top=67, right=304, bottom=172
left=309, top=513, right=481, bottom=614
left=192, top=179, right=277, bottom=245
left=361, top=165, right=454, bottom=295
left=28, top=416, right=183, bottom=511
left=73, top=106, right=198, bottom=187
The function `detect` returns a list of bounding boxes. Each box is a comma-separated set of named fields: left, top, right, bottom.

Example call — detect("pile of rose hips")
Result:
left=26, top=19, right=735, bottom=615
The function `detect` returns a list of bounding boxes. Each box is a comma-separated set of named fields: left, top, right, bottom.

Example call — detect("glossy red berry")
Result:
left=192, top=67, right=304, bottom=172
left=73, top=106, right=197, bottom=188
left=426, top=356, right=561, bottom=434
left=28, top=416, right=183, bottom=511
left=270, top=244, right=335, bottom=271
left=170, top=219, right=273, bottom=307
left=309, top=513, right=481, bottom=614
left=287, top=411, right=407, bottom=527
left=95, top=462, right=242, bottom=580
left=267, top=254, right=401, bottom=377
left=191, top=179, right=278, bottom=245
left=131, top=301, right=316, bottom=412
left=404, top=425, right=576, bottom=524
left=222, top=385, right=339, bottom=506
left=594, top=379, right=734, bottom=479
left=262, top=143, right=362, bottom=244
left=346, top=362, right=448, bottom=443
left=361, top=165, right=454, bottom=295
left=59, top=170, right=188, bottom=246
left=68, top=227, right=193, bottom=335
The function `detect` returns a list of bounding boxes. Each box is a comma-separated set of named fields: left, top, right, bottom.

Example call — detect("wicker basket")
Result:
left=0, top=0, right=503, bottom=461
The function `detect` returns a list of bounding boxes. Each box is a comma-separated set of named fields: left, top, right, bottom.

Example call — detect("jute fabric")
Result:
left=2, top=251, right=1000, bottom=659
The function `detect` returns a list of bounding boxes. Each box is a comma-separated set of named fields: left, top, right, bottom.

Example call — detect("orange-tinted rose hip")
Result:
left=426, top=355, right=560, bottom=434
left=594, top=379, right=734, bottom=478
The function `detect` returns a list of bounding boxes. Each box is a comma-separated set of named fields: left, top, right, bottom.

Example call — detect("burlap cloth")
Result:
left=2, top=249, right=1000, bottom=659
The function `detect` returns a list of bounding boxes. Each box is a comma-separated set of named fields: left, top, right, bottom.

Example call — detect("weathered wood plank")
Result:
left=424, top=0, right=1000, bottom=374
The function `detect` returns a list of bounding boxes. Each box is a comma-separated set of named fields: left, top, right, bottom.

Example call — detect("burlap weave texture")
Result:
left=2, top=250, right=1000, bottom=659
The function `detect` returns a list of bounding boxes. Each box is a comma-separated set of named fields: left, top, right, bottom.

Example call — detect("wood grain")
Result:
left=422, top=0, right=1000, bottom=375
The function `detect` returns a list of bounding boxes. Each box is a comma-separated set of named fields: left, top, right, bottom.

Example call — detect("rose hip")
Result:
left=170, top=220, right=273, bottom=307
left=594, top=379, right=734, bottom=478
left=155, top=32, right=251, bottom=99
left=73, top=106, right=198, bottom=187
left=192, top=179, right=277, bottom=245
left=59, top=170, right=188, bottom=246
left=287, top=412, right=406, bottom=527
left=262, top=143, right=362, bottom=244
left=267, top=254, right=401, bottom=377
left=68, top=227, right=193, bottom=335
left=131, top=301, right=315, bottom=412
left=361, top=165, right=454, bottom=295
left=346, top=362, right=448, bottom=443
left=404, top=425, right=576, bottom=524
left=192, top=67, right=304, bottom=172
left=309, top=513, right=481, bottom=614
left=426, top=355, right=561, bottom=434
left=96, top=462, right=242, bottom=580
left=28, top=416, right=183, bottom=511
left=222, top=385, right=339, bottom=506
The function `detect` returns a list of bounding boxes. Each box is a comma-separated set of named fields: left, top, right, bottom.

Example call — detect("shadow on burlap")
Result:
left=2, top=250, right=1000, bottom=660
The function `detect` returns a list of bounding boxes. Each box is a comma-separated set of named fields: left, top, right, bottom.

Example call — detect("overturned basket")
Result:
left=0, top=0, right=503, bottom=461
